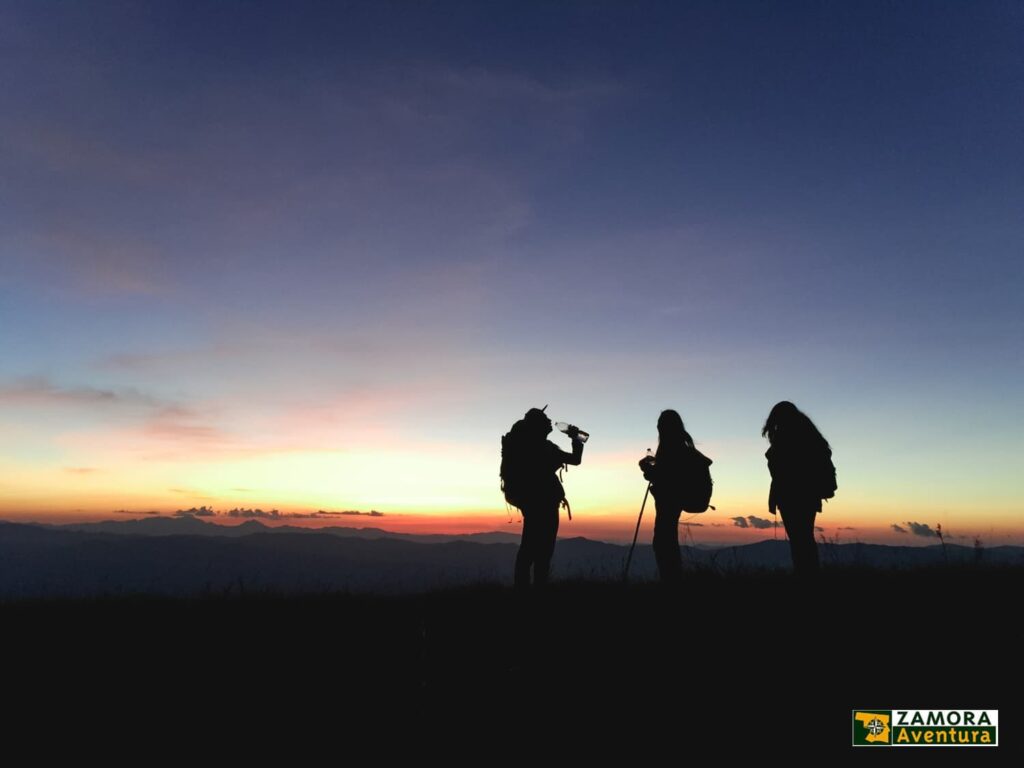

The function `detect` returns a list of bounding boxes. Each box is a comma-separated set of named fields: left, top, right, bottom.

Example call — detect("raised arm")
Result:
left=554, top=436, right=584, bottom=466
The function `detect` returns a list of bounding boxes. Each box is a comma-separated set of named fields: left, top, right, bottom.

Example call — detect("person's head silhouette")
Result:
left=762, top=400, right=828, bottom=449
left=763, top=401, right=799, bottom=436
left=523, top=406, right=552, bottom=439
left=656, top=409, right=695, bottom=452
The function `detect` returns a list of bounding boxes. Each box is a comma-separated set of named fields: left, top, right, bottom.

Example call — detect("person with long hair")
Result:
left=762, top=401, right=836, bottom=575
left=639, top=409, right=712, bottom=584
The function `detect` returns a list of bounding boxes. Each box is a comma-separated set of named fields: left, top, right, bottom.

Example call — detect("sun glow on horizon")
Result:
left=1, top=437, right=1020, bottom=546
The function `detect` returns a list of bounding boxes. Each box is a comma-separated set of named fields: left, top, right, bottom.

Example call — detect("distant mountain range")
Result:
left=0, top=518, right=1021, bottom=599
left=48, top=515, right=523, bottom=544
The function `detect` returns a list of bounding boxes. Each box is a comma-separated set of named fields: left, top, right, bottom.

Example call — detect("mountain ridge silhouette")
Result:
left=36, top=515, right=523, bottom=543
left=0, top=520, right=1020, bottom=599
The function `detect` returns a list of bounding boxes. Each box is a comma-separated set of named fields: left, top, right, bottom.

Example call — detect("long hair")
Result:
left=762, top=401, right=830, bottom=450
left=656, top=409, right=694, bottom=459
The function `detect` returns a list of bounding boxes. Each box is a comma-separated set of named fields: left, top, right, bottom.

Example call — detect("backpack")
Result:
left=680, top=449, right=714, bottom=514
left=500, top=422, right=569, bottom=512
left=820, top=452, right=838, bottom=501
left=500, top=421, right=528, bottom=509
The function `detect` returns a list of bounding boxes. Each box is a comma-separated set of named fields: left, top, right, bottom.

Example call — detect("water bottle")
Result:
left=639, top=448, right=655, bottom=476
left=554, top=422, right=589, bottom=443
left=640, top=448, right=655, bottom=467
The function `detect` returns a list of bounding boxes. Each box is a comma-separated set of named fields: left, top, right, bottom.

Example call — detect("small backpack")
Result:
left=820, top=451, right=838, bottom=501
left=680, top=449, right=714, bottom=514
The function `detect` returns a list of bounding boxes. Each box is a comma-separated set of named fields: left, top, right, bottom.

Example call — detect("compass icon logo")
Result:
left=853, top=711, right=891, bottom=744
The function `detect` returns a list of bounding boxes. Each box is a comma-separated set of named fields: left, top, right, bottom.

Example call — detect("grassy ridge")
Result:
left=6, top=567, right=1019, bottom=745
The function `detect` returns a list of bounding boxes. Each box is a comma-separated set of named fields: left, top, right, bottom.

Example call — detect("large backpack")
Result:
left=680, top=449, right=714, bottom=514
left=500, top=422, right=568, bottom=511
left=500, top=421, right=528, bottom=509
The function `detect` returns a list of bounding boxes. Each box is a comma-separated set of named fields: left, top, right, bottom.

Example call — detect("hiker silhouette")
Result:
left=639, top=410, right=709, bottom=584
left=762, top=401, right=837, bottom=576
left=501, top=407, right=584, bottom=589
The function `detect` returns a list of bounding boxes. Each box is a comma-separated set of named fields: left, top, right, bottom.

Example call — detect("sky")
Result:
left=1, top=1, right=1022, bottom=545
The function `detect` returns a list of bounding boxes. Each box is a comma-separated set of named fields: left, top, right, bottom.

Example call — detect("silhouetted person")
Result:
left=502, top=407, right=584, bottom=589
left=762, top=401, right=836, bottom=576
left=639, top=410, right=712, bottom=584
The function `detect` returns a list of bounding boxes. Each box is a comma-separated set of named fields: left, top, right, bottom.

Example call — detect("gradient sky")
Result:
left=1, top=1, right=1021, bottom=544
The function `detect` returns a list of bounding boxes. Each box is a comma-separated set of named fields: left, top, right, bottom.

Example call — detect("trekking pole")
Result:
left=623, top=482, right=651, bottom=583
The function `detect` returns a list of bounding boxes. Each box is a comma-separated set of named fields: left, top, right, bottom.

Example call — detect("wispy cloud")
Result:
left=0, top=377, right=159, bottom=409
left=3, top=226, right=174, bottom=297
left=7, top=61, right=616, bottom=293
left=5, top=121, right=162, bottom=184
left=319, top=510, right=385, bottom=518
left=223, top=508, right=281, bottom=519
left=904, top=522, right=939, bottom=538
left=222, top=508, right=385, bottom=520
left=732, top=515, right=774, bottom=530
left=64, top=466, right=98, bottom=474
left=49, top=386, right=373, bottom=463
left=174, top=506, right=217, bottom=518
left=170, top=507, right=386, bottom=520
left=100, top=344, right=242, bottom=374
left=889, top=521, right=948, bottom=538
left=144, top=406, right=230, bottom=444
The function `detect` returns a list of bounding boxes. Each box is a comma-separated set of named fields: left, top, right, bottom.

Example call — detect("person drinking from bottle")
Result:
left=500, top=406, right=585, bottom=589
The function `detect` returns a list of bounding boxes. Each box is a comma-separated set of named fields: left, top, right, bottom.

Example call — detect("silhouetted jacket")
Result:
left=521, top=438, right=584, bottom=509
left=766, top=438, right=832, bottom=513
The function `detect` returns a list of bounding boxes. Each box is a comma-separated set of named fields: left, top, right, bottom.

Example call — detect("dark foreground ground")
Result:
left=5, top=568, right=1021, bottom=755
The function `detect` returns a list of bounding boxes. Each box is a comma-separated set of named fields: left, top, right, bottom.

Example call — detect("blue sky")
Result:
left=1, top=1, right=1021, bottom=541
